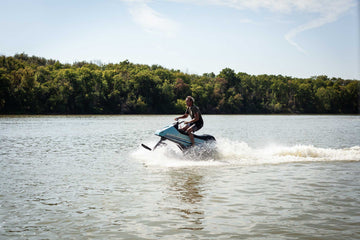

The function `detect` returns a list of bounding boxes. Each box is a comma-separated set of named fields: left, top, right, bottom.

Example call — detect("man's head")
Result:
left=186, top=96, right=195, bottom=106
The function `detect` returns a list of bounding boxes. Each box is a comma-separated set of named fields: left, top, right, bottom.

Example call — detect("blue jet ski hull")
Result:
left=154, top=122, right=215, bottom=151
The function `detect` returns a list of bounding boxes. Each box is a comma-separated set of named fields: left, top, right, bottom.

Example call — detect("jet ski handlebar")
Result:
left=173, top=120, right=184, bottom=129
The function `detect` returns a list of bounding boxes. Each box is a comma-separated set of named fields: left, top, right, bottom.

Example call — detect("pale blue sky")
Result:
left=1, top=0, right=359, bottom=79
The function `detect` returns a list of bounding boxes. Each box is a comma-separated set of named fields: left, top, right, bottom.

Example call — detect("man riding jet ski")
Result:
left=141, top=96, right=215, bottom=151
left=175, top=96, right=203, bottom=146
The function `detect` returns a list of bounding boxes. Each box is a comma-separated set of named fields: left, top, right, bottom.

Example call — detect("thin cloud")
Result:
left=284, top=12, right=341, bottom=54
left=283, top=0, right=356, bottom=53
left=123, top=0, right=356, bottom=51
left=128, top=2, right=179, bottom=37
left=170, top=0, right=357, bottom=52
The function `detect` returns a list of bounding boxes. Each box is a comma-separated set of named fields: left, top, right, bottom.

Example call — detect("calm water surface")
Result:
left=1, top=115, right=360, bottom=239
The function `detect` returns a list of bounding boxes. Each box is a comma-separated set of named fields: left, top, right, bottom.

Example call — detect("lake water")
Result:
left=1, top=115, right=360, bottom=239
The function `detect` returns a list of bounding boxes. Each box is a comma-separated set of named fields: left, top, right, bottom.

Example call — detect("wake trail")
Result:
left=131, top=138, right=360, bottom=168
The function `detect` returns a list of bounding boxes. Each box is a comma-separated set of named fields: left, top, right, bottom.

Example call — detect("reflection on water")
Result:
left=166, top=170, right=205, bottom=231
left=170, top=171, right=203, bottom=204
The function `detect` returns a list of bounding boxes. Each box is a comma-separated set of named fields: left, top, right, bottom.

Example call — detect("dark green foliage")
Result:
left=0, top=54, right=359, bottom=114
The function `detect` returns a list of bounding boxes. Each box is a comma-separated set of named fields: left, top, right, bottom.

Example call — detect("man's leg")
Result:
left=186, top=125, right=197, bottom=146
left=180, top=124, right=189, bottom=131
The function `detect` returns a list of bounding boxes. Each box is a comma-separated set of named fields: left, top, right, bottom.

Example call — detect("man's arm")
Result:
left=175, top=113, right=188, bottom=121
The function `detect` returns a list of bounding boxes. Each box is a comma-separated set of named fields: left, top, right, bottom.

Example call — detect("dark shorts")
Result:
left=188, top=121, right=203, bottom=132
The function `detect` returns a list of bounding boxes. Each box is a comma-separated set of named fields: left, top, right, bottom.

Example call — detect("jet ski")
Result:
left=141, top=121, right=216, bottom=151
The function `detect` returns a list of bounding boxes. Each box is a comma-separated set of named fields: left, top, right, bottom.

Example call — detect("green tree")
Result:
left=0, top=54, right=359, bottom=114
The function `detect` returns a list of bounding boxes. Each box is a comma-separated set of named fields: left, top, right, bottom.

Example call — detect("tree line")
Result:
left=0, top=53, right=359, bottom=114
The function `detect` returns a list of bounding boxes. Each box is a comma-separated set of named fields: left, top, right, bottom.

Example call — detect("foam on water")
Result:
left=132, top=138, right=360, bottom=168
left=132, top=141, right=223, bottom=168
left=217, top=139, right=360, bottom=165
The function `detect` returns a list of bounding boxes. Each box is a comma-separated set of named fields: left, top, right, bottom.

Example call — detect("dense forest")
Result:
left=0, top=54, right=359, bottom=114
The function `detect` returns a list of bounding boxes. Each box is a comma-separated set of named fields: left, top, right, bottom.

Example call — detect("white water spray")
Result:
left=131, top=138, right=360, bottom=168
